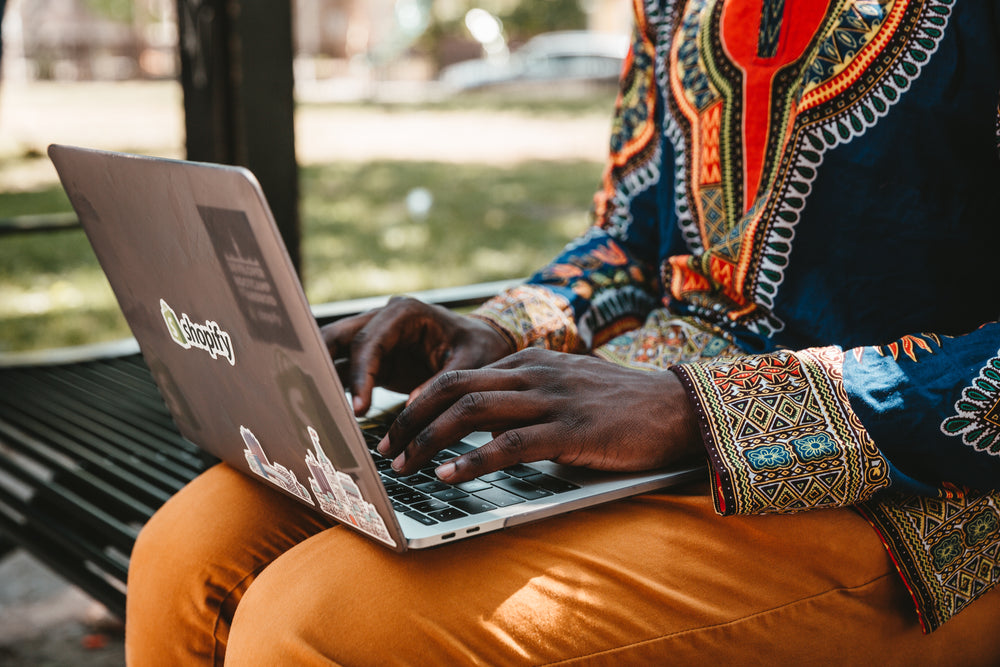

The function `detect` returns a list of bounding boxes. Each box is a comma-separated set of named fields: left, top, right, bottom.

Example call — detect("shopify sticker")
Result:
left=160, top=299, right=236, bottom=365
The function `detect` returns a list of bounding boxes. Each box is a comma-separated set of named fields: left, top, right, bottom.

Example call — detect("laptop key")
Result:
left=478, top=471, right=509, bottom=482
left=502, top=464, right=540, bottom=478
left=411, top=499, right=450, bottom=513
left=456, top=479, right=491, bottom=493
left=395, top=490, right=429, bottom=505
left=383, top=483, right=410, bottom=497
left=494, top=477, right=552, bottom=500
left=431, top=488, right=469, bottom=502
left=404, top=510, right=437, bottom=526
left=448, top=442, right=477, bottom=455
left=392, top=501, right=408, bottom=512
left=525, top=473, right=581, bottom=494
left=449, top=496, right=498, bottom=515
left=473, top=487, right=524, bottom=507
left=414, top=480, right=450, bottom=494
left=428, top=507, right=468, bottom=522
left=401, top=473, right=434, bottom=486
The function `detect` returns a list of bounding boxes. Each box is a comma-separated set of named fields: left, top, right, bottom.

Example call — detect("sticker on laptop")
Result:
left=160, top=299, right=236, bottom=366
left=241, top=426, right=314, bottom=504
left=241, top=424, right=396, bottom=547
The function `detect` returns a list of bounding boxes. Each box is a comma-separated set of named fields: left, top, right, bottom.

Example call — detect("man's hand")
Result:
left=321, top=296, right=513, bottom=416
left=377, top=348, right=703, bottom=483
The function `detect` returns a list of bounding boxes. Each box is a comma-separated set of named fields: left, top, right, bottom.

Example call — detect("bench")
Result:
left=0, top=280, right=511, bottom=620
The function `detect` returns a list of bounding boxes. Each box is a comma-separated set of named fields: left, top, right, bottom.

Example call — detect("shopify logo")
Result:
left=160, top=299, right=236, bottom=366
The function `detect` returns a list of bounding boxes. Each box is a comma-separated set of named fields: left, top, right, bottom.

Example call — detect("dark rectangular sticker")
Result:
left=198, top=205, right=302, bottom=350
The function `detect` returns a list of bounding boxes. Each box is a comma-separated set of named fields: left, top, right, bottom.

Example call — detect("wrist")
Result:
left=661, top=369, right=705, bottom=463
left=467, top=313, right=517, bottom=358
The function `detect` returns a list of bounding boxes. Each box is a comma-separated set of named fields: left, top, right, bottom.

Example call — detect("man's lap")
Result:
left=126, top=464, right=1000, bottom=666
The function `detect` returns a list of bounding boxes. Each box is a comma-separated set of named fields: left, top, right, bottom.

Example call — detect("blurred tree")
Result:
left=416, top=0, right=588, bottom=71
left=83, top=0, right=133, bottom=22
left=500, top=0, right=586, bottom=44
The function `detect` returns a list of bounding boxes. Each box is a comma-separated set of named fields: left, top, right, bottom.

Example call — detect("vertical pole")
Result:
left=176, top=0, right=301, bottom=276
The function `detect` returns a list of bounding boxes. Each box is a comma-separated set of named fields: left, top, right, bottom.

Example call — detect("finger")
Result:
left=435, top=423, right=561, bottom=483
left=333, top=357, right=351, bottom=388
left=349, top=325, right=395, bottom=416
left=403, top=342, right=496, bottom=407
left=320, top=311, right=376, bottom=361
left=382, top=367, right=531, bottom=458
left=350, top=300, right=438, bottom=415
left=386, top=388, right=546, bottom=475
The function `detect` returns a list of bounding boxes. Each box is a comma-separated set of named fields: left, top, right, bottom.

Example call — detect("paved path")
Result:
left=0, top=80, right=613, bottom=192
left=0, top=549, right=125, bottom=665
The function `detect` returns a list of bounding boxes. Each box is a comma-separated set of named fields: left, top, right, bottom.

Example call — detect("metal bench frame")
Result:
left=0, top=280, right=511, bottom=620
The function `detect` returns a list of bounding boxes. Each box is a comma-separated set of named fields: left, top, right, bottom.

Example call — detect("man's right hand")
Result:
left=321, top=296, right=514, bottom=416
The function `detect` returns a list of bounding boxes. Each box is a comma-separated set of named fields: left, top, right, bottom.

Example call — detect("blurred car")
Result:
left=439, top=30, right=629, bottom=91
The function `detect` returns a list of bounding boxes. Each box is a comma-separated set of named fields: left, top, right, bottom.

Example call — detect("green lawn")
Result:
left=0, top=158, right=603, bottom=352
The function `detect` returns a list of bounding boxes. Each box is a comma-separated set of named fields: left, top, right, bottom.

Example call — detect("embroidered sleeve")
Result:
left=470, top=284, right=583, bottom=353
left=860, top=490, right=1000, bottom=633
left=671, top=346, right=891, bottom=515
left=674, top=325, right=1000, bottom=632
left=840, top=323, right=1000, bottom=630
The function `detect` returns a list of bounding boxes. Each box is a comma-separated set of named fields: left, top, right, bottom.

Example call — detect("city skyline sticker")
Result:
left=241, top=426, right=313, bottom=505
left=240, top=424, right=396, bottom=547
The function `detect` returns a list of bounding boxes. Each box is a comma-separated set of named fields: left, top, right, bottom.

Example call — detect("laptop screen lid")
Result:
left=49, top=144, right=409, bottom=551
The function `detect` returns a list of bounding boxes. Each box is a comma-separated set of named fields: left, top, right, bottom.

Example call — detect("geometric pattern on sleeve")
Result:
left=470, top=284, right=582, bottom=353
left=859, top=490, right=1000, bottom=633
left=672, top=345, right=891, bottom=515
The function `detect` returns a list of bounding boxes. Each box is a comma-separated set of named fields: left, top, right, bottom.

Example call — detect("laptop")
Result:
left=48, top=144, right=704, bottom=552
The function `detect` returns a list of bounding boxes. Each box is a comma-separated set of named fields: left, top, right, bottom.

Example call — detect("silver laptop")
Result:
left=49, top=144, right=703, bottom=552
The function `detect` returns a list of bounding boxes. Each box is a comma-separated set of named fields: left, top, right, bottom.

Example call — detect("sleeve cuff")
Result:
left=470, top=284, right=584, bottom=353
left=671, top=346, right=891, bottom=515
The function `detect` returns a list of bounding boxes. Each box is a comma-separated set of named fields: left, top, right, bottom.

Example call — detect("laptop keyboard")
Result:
left=359, top=420, right=580, bottom=526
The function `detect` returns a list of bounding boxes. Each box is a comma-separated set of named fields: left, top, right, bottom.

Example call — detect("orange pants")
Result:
left=125, top=464, right=1000, bottom=665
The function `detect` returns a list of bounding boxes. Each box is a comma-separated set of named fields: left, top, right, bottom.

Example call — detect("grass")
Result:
left=0, top=158, right=603, bottom=352
left=300, top=160, right=599, bottom=301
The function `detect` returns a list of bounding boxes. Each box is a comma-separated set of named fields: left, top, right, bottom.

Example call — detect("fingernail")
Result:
left=435, top=461, right=455, bottom=480
left=391, top=451, right=406, bottom=471
left=353, top=395, right=364, bottom=414
left=376, top=436, right=389, bottom=454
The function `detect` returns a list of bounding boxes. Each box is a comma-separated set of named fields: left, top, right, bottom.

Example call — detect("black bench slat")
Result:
left=7, top=368, right=203, bottom=484
left=0, top=397, right=191, bottom=504
left=39, top=363, right=192, bottom=445
left=0, top=416, right=164, bottom=520
left=0, top=449, right=141, bottom=553
left=0, top=282, right=508, bottom=621
left=0, top=485, right=130, bottom=614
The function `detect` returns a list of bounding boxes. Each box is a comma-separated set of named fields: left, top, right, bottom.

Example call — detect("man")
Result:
left=126, top=1, right=1000, bottom=663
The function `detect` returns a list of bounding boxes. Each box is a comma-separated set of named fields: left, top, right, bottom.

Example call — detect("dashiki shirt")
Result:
left=473, top=0, right=1000, bottom=632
